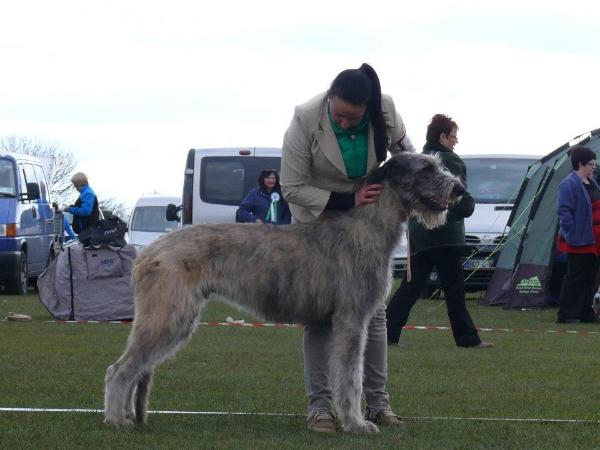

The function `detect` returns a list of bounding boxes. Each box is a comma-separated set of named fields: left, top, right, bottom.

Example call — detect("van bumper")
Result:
left=0, top=251, right=22, bottom=280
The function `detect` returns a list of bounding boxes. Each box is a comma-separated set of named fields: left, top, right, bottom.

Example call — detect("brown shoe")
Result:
left=366, top=409, right=406, bottom=427
left=307, top=411, right=336, bottom=433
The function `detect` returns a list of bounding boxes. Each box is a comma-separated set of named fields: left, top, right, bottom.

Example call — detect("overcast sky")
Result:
left=1, top=0, right=599, bottom=208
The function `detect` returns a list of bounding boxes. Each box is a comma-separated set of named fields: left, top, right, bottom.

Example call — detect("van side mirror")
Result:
left=19, top=182, right=40, bottom=201
left=166, top=203, right=181, bottom=222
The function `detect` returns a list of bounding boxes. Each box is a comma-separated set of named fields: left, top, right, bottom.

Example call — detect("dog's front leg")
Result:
left=329, top=314, right=379, bottom=433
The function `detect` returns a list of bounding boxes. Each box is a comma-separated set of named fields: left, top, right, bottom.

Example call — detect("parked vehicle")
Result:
left=129, top=195, right=180, bottom=251
left=166, top=148, right=282, bottom=225
left=0, top=152, right=57, bottom=294
left=392, top=154, right=540, bottom=292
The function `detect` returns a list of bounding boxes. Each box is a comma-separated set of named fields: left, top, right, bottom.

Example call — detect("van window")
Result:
left=0, top=159, right=17, bottom=196
left=22, top=163, right=40, bottom=202
left=465, top=158, right=535, bottom=204
left=131, top=206, right=179, bottom=232
left=17, top=164, right=29, bottom=197
left=33, top=164, right=49, bottom=202
left=200, top=156, right=281, bottom=206
left=22, top=163, right=37, bottom=184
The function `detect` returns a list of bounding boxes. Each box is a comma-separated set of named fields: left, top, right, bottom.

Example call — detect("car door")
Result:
left=33, top=163, right=54, bottom=262
left=19, top=163, right=43, bottom=273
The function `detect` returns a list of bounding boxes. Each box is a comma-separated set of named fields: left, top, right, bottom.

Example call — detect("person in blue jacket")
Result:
left=63, top=172, right=100, bottom=233
left=556, top=145, right=600, bottom=323
left=237, top=170, right=291, bottom=224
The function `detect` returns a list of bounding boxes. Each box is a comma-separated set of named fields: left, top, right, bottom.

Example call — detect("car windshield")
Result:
left=0, top=158, right=17, bottom=196
left=131, top=206, right=179, bottom=232
left=464, top=158, right=536, bottom=204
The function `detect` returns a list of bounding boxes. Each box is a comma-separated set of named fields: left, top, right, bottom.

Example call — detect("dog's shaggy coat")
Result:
left=104, top=152, right=463, bottom=433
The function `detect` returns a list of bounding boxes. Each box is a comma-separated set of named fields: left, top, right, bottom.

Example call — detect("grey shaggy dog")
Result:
left=104, top=151, right=463, bottom=433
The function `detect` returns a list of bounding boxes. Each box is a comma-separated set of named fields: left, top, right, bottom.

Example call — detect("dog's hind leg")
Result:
left=104, top=281, right=205, bottom=426
left=133, top=370, right=154, bottom=425
left=329, top=313, right=379, bottom=433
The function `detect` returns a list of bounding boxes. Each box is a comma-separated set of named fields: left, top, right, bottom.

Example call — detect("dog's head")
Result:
left=368, top=151, right=464, bottom=229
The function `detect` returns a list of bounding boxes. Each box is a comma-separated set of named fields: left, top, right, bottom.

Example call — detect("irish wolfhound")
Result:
left=104, top=151, right=463, bottom=433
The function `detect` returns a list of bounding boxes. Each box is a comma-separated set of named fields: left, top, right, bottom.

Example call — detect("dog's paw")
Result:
left=343, top=419, right=380, bottom=434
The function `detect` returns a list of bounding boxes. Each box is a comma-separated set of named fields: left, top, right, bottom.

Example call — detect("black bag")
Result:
left=78, top=217, right=128, bottom=248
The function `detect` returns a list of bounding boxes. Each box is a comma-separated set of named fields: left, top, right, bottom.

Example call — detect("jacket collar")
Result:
left=423, top=140, right=451, bottom=155
left=315, top=94, right=376, bottom=176
left=568, top=170, right=600, bottom=190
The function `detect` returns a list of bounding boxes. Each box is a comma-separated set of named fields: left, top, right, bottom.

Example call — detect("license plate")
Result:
left=463, top=258, right=492, bottom=270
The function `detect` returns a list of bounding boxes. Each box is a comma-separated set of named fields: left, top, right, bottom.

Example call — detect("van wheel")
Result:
left=8, top=252, right=28, bottom=295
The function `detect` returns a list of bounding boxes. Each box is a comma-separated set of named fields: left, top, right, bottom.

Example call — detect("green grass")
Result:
left=1, top=287, right=599, bottom=449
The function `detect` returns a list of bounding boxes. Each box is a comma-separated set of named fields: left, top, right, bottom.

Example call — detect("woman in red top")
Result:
left=556, top=145, right=600, bottom=323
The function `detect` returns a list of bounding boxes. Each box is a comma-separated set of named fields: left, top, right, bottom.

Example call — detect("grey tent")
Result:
left=482, top=128, right=600, bottom=309
left=38, top=242, right=136, bottom=321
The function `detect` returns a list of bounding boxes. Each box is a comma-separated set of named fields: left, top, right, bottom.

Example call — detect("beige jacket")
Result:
left=281, top=92, right=413, bottom=223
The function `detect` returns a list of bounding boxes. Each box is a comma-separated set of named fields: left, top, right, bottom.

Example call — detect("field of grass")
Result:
left=1, top=287, right=599, bottom=449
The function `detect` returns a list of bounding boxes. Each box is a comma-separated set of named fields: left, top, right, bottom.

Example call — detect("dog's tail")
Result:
left=134, top=370, right=154, bottom=425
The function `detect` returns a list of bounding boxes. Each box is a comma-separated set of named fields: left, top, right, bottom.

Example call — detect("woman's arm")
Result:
left=557, top=182, right=576, bottom=235
left=237, top=190, right=259, bottom=223
left=382, top=95, right=415, bottom=154
left=280, top=112, right=330, bottom=213
left=68, top=190, right=94, bottom=217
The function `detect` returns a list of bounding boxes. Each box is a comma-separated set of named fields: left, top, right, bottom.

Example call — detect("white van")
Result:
left=129, top=195, right=180, bottom=250
left=167, top=148, right=282, bottom=225
left=392, top=154, right=540, bottom=291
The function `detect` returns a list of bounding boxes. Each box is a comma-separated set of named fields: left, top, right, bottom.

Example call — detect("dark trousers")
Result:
left=386, top=248, right=481, bottom=347
left=557, top=253, right=598, bottom=322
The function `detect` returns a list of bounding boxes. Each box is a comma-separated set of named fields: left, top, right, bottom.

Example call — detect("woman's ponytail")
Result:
left=359, top=63, right=388, bottom=162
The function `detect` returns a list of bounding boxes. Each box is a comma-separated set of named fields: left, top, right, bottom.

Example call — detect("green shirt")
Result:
left=328, top=106, right=369, bottom=179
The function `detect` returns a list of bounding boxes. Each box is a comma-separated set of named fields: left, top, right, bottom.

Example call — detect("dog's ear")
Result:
left=367, top=154, right=410, bottom=185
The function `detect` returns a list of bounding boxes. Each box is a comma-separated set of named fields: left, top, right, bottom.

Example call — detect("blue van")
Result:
left=0, top=152, right=57, bottom=294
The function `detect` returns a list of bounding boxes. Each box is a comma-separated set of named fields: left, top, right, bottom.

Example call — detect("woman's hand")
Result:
left=355, top=183, right=384, bottom=207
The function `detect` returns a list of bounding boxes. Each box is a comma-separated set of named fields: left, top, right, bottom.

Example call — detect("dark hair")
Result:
left=328, top=63, right=388, bottom=162
left=258, top=169, right=281, bottom=192
left=570, top=145, right=596, bottom=170
left=425, top=114, right=458, bottom=144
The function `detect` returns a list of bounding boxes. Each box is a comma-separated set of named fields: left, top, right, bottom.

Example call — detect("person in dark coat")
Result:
left=386, top=114, right=493, bottom=348
left=237, top=170, right=291, bottom=224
